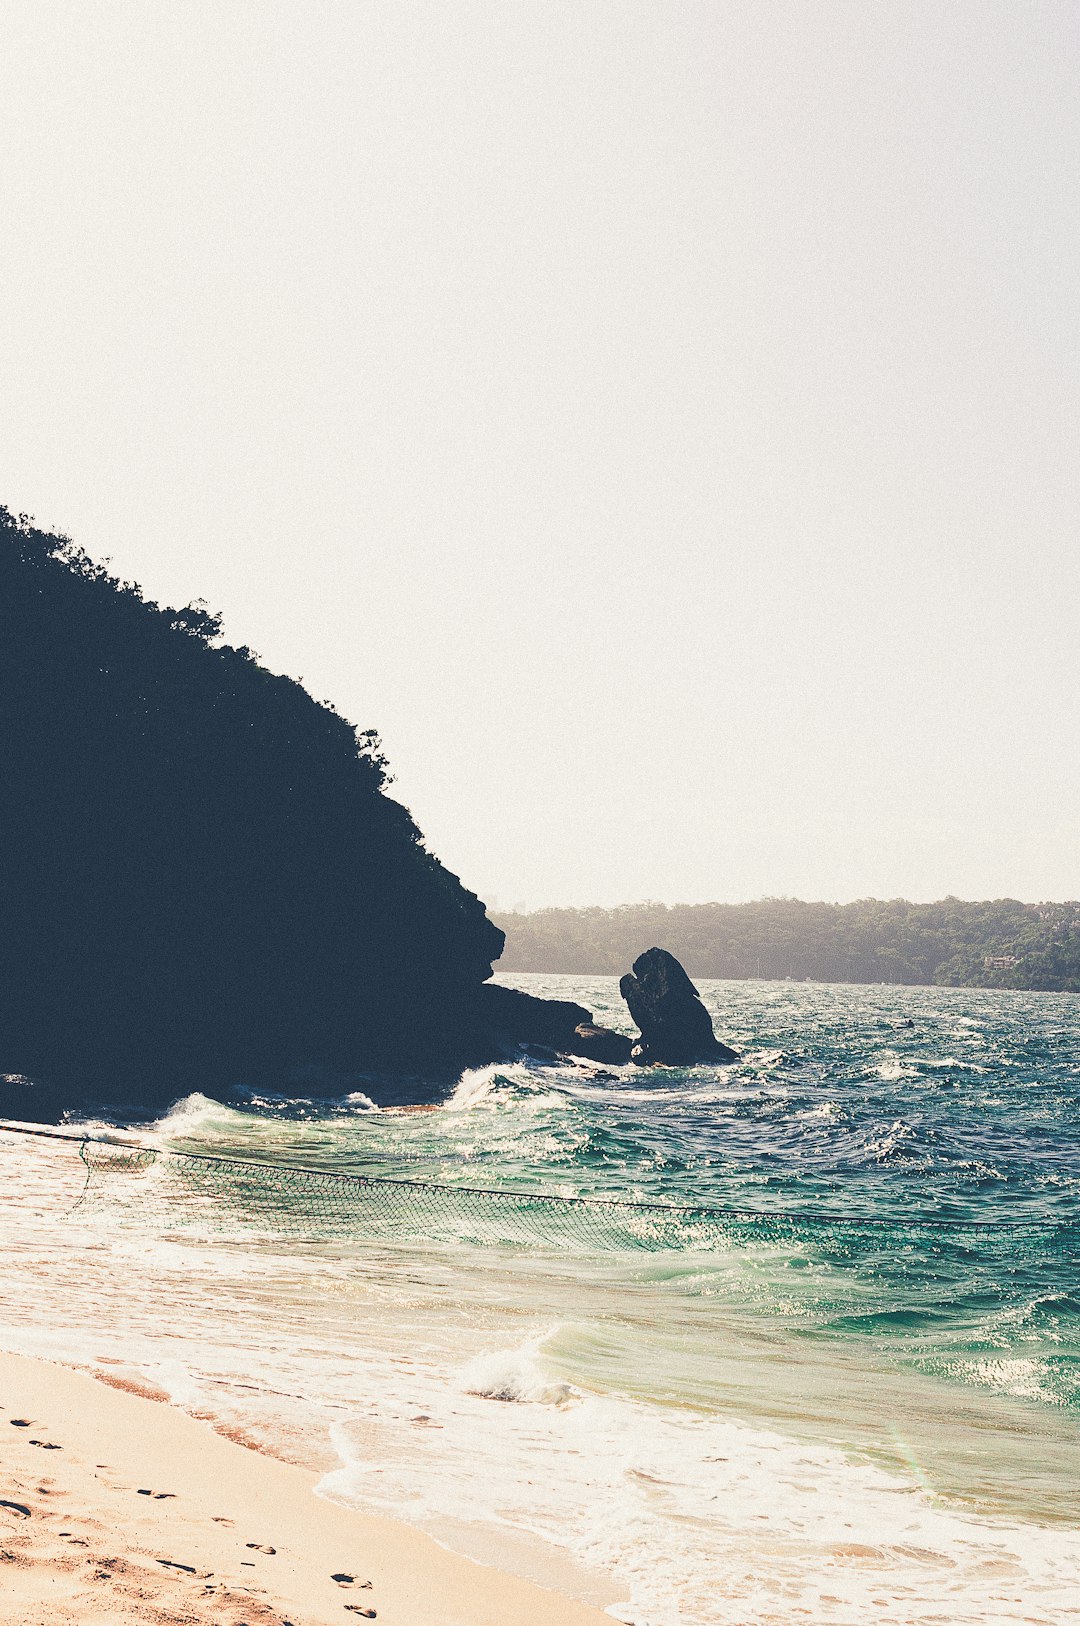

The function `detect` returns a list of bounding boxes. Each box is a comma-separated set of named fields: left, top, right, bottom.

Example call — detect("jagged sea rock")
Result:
left=619, top=947, right=739, bottom=1066
left=474, top=983, right=632, bottom=1065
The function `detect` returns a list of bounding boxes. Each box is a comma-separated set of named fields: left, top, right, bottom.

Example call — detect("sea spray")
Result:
left=458, top=1331, right=579, bottom=1407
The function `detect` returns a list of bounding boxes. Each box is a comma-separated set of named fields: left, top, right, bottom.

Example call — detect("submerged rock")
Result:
left=619, top=947, right=739, bottom=1066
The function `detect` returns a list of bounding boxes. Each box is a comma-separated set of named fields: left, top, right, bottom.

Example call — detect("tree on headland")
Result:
left=0, top=507, right=504, bottom=1098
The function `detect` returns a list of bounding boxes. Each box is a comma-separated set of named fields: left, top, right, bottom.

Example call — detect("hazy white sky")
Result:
left=2, top=2, right=1078, bottom=910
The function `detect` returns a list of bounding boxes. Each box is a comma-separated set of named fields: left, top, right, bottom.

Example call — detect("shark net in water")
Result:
left=71, top=1139, right=1070, bottom=1258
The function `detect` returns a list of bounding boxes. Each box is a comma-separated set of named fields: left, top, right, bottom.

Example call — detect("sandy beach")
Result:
left=0, top=1350, right=615, bottom=1626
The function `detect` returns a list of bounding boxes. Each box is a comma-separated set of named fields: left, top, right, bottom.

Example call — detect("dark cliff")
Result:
left=1, top=508, right=511, bottom=1112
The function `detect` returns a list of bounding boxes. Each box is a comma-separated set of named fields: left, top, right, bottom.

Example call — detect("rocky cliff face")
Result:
left=0, top=509, right=521, bottom=1118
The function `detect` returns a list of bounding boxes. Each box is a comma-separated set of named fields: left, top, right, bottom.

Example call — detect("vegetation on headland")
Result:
left=0, top=507, right=504, bottom=1100
left=492, top=898, right=1080, bottom=993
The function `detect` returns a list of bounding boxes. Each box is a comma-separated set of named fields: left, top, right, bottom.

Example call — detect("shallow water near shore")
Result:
left=3, top=975, right=1080, bottom=1624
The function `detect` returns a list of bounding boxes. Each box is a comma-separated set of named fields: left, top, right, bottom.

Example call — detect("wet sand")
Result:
left=0, top=1350, right=616, bottom=1626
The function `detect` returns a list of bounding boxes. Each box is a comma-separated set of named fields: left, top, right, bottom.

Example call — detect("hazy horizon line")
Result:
left=490, top=893, right=1080, bottom=915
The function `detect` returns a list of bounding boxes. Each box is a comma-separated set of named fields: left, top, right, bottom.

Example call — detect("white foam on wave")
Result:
left=342, top=1090, right=379, bottom=1109
left=873, top=1057, right=921, bottom=1082
left=862, top=1118, right=920, bottom=1162
left=317, top=1327, right=1080, bottom=1626
left=917, top=1055, right=988, bottom=1071
left=744, top=1047, right=787, bottom=1069
left=801, top=1098, right=842, bottom=1121
left=458, top=1331, right=578, bottom=1407
left=151, top=1090, right=239, bottom=1138
left=445, top=1064, right=510, bottom=1109
left=444, top=1062, right=564, bottom=1113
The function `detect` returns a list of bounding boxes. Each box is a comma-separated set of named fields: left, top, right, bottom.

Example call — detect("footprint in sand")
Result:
left=0, top=1500, right=31, bottom=1518
left=344, top=1609, right=377, bottom=1619
left=331, top=1573, right=372, bottom=1587
left=9, top=1419, right=32, bottom=1428
left=246, top=1542, right=276, bottom=1554
left=136, top=1488, right=176, bottom=1498
left=29, top=1439, right=61, bottom=1449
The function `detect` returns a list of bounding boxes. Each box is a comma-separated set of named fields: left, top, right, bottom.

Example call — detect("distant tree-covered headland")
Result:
left=493, top=898, right=1080, bottom=993
left=1, top=507, right=518, bottom=1111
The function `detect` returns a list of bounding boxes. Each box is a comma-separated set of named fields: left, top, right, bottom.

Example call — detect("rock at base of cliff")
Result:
left=474, top=983, right=632, bottom=1065
left=571, top=1023, right=633, bottom=1065
left=619, top=947, right=739, bottom=1066
left=0, top=1072, right=69, bottom=1126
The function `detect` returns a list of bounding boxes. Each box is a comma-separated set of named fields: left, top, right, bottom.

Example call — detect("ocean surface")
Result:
left=3, top=974, right=1080, bottom=1625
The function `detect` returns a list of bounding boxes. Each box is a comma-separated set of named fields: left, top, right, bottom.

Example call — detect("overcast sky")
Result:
left=2, top=2, right=1078, bottom=910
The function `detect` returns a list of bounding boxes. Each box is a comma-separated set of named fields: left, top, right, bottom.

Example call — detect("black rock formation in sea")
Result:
left=0, top=508, right=622, bottom=1121
left=475, top=984, right=632, bottom=1065
left=620, top=948, right=739, bottom=1065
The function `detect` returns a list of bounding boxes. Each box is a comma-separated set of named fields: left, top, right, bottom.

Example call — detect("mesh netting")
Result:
left=71, top=1139, right=1072, bottom=1257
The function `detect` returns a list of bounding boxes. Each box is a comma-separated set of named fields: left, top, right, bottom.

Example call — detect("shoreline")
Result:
left=0, top=1350, right=622, bottom=1626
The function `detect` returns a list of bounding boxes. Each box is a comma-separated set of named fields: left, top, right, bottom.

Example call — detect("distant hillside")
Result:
left=492, top=898, right=1080, bottom=993
left=0, top=507, right=506, bottom=1106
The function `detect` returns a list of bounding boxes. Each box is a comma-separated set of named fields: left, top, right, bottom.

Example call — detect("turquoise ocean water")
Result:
left=3, top=973, right=1079, bottom=1624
